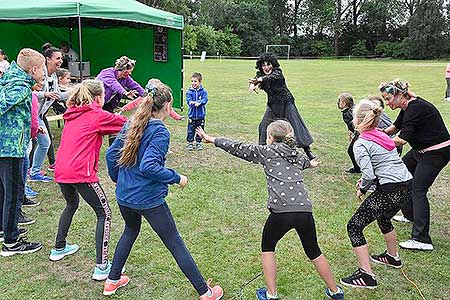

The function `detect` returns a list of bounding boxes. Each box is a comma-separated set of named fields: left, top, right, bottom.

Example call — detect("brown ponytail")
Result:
left=118, top=82, right=173, bottom=167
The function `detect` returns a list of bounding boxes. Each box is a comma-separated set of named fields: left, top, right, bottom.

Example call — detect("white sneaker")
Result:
left=392, top=215, right=412, bottom=223
left=399, top=239, right=433, bottom=251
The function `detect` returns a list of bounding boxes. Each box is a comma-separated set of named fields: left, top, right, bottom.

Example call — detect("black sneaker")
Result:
left=345, top=167, right=361, bottom=174
left=370, top=250, right=402, bottom=268
left=340, top=268, right=377, bottom=289
left=18, top=211, right=35, bottom=226
left=1, top=237, right=42, bottom=257
left=23, top=197, right=40, bottom=207
left=0, top=228, right=28, bottom=242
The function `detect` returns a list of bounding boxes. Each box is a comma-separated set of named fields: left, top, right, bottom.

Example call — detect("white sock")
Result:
left=97, top=263, right=108, bottom=270
left=266, top=290, right=278, bottom=299
left=201, top=287, right=213, bottom=297
left=106, top=278, right=119, bottom=284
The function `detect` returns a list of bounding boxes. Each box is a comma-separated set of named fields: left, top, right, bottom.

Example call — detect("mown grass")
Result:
left=1, top=58, right=449, bottom=300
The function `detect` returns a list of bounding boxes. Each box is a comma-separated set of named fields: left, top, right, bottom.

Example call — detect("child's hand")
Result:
left=37, top=126, right=46, bottom=134
left=356, top=189, right=364, bottom=200
left=125, top=90, right=137, bottom=99
left=178, top=175, right=188, bottom=189
left=355, top=179, right=362, bottom=190
left=309, top=158, right=320, bottom=168
left=196, top=127, right=215, bottom=143
left=194, top=102, right=201, bottom=107
left=45, top=91, right=60, bottom=101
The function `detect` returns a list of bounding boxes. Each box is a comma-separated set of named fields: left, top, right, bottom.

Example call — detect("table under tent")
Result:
left=0, top=0, right=185, bottom=109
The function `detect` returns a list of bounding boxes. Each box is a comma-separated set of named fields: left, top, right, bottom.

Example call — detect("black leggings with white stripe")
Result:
left=56, top=182, right=112, bottom=265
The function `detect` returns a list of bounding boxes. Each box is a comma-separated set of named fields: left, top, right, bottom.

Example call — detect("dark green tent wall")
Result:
left=0, top=0, right=184, bottom=109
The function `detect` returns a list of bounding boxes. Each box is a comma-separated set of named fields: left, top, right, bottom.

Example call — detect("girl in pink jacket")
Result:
left=49, top=80, right=127, bottom=281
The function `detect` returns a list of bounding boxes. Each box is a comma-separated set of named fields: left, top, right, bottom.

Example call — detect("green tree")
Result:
left=405, top=0, right=449, bottom=58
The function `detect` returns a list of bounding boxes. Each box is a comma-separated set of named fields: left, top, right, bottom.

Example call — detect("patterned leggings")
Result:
left=347, top=184, right=411, bottom=247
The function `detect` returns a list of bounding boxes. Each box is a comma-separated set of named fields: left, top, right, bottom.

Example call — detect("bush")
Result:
left=309, top=40, right=334, bottom=57
left=351, top=40, right=369, bottom=56
left=375, top=41, right=408, bottom=58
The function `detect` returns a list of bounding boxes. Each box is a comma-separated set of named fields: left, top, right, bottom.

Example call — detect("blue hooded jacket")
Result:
left=186, top=85, right=208, bottom=119
left=0, top=61, right=35, bottom=158
left=106, top=119, right=181, bottom=210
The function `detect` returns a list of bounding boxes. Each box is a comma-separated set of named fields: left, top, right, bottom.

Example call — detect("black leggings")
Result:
left=347, top=183, right=411, bottom=247
left=56, top=182, right=112, bottom=265
left=261, top=211, right=322, bottom=260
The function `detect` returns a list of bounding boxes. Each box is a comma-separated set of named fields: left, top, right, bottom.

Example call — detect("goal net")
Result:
left=265, top=45, right=291, bottom=59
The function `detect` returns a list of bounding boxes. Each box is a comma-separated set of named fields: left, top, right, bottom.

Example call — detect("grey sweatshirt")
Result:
left=36, top=68, right=70, bottom=117
left=214, top=138, right=313, bottom=213
left=353, top=138, right=412, bottom=193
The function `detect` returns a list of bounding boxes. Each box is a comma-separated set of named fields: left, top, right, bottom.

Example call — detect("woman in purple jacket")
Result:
left=95, top=56, right=145, bottom=113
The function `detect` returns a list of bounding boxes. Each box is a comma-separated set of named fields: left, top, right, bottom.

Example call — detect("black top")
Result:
left=257, top=68, right=295, bottom=117
left=341, top=106, right=355, bottom=133
left=393, top=97, right=450, bottom=150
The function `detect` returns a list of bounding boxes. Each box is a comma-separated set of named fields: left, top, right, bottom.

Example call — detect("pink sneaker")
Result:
left=103, top=275, right=130, bottom=296
left=199, top=279, right=223, bottom=300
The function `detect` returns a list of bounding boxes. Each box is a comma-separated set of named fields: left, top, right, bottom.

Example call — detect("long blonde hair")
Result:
left=353, top=99, right=382, bottom=133
left=267, top=120, right=297, bottom=148
left=67, top=80, right=104, bottom=107
left=118, top=82, right=173, bottom=167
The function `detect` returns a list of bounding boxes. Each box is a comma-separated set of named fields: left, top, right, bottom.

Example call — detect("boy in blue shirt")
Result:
left=186, top=72, right=208, bottom=151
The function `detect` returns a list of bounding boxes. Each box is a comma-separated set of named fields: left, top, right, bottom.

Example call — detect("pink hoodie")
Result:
left=360, top=128, right=395, bottom=151
left=121, top=96, right=183, bottom=120
left=31, top=93, right=39, bottom=139
left=55, top=102, right=127, bottom=183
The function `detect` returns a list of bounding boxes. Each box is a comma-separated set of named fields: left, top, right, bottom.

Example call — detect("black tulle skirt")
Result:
left=258, top=102, right=313, bottom=148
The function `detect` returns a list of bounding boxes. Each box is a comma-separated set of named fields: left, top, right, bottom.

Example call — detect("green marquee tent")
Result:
left=0, top=0, right=185, bottom=108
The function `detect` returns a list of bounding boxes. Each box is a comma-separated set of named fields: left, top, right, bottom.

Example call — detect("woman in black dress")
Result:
left=249, top=52, right=315, bottom=159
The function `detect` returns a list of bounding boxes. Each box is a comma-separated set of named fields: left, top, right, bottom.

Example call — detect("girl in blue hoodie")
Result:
left=104, top=82, right=223, bottom=299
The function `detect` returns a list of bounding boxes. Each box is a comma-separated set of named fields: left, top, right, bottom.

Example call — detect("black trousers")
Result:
left=401, top=147, right=450, bottom=244
left=347, top=135, right=360, bottom=171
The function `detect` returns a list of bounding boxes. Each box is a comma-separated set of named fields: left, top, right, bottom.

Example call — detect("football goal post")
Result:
left=265, top=44, right=291, bottom=59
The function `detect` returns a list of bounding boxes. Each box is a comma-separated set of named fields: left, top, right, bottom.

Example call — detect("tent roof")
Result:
left=0, top=0, right=184, bottom=30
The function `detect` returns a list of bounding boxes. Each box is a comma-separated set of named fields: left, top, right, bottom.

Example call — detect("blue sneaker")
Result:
left=256, top=287, right=279, bottom=300
left=325, top=285, right=345, bottom=299
left=92, top=262, right=126, bottom=281
left=25, top=185, right=38, bottom=198
left=29, top=173, right=53, bottom=183
left=49, top=244, right=80, bottom=261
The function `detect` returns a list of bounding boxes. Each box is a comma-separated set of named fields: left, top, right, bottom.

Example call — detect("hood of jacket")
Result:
left=0, top=61, right=35, bottom=87
left=63, top=101, right=101, bottom=121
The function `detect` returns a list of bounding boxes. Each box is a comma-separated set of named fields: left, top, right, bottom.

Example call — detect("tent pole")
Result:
left=77, top=2, right=83, bottom=81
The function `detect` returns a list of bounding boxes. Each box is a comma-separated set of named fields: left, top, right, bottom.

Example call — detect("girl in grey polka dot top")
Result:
left=197, top=121, right=319, bottom=213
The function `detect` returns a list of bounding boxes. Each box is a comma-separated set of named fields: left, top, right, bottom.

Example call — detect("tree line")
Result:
left=138, top=0, right=450, bottom=59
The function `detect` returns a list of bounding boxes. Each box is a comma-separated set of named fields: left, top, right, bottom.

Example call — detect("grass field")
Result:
left=1, top=59, right=449, bottom=300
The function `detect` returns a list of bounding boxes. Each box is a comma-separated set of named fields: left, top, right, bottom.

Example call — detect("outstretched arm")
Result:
left=196, top=127, right=264, bottom=164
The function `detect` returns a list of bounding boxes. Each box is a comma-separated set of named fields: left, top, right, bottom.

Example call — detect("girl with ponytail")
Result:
left=104, top=81, right=223, bottom=299
left=340, top=99, right=412, bottom=290
left=196, top=121, right=344, bottom=300
left=50, top=80, right=127, bottom=280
